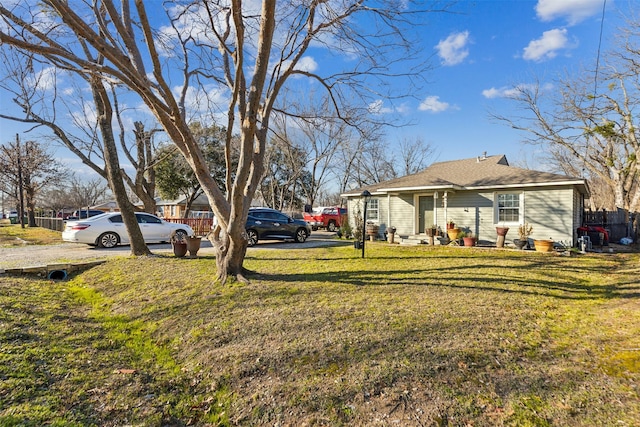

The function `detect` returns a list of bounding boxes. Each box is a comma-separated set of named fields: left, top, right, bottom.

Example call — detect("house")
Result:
left=341, top=154, right=590, bottom=246
left=156, top=194, right=213, bottom=218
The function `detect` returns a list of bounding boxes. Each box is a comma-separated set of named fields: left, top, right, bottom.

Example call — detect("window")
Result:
left=366, top=198, right=379, bottom=221
left=496, top=193, right=520, bottom=223
left=136, top=213, right=161, bottom=224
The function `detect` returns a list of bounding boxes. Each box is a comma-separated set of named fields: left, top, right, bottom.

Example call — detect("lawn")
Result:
left=1, top=242, right=639, bottom=426
left=0, top=222, right=62, bottom=246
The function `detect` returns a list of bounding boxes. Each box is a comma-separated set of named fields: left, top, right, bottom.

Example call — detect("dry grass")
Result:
left=0, top=223, right=61, bottom=246
left=1, top=242, right=639, bottom=426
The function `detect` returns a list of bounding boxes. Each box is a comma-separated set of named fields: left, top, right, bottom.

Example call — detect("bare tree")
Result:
left=0, top=50, right=161, bottom=215
left=397, top=136, right=437, bottom=175
left=38, top=176, right=111, bottom=216
left=490, top=15, right=640, bottom=213
left=0, top=138, right=67, bottom=226
left=492, top=73, right=640, bottom=211
left=0, top=1, right=442, bottom=282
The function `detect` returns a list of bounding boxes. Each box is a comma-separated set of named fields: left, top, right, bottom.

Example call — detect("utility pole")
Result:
left=16, top=134, right=25, bottom=228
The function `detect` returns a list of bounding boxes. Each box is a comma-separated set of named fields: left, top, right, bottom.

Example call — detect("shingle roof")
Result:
left=342, top=155, right=588, bottom=196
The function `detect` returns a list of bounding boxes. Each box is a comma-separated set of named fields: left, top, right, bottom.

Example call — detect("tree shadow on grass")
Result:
left=249, top=260, right=639, bottom=301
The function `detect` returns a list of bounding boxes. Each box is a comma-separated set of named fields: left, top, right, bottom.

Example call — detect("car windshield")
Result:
left=311, top=207, right=325, bottom=214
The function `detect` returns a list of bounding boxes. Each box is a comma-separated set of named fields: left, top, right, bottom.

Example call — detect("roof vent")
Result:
left=477, top=152, right=488, bottom=162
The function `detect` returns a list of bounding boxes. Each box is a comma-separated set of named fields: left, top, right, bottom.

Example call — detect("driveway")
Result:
left=0, top=231, right=350, bottom=270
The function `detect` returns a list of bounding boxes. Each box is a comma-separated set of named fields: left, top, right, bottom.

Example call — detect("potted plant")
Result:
left=461, top=231, right=477, bottom=247
left=365, top=222, right=379, bottom=241
left=446, top=220, right=456, bottom=230
left=186, top=235, right=202, bottom=257
left=352, top=209, right=363, bottom=248
left=447, top=226, right=460, bottom=241
left=170, top=230, right=188, bottom=257
left=496, top=224, right=510, bottom=248
left=514, top=223, right=533, bottom=250
left=425, top=225, right=437, bottom=237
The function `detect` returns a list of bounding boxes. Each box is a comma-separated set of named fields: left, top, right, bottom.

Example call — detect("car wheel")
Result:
left=247, top=229, right=258, bottom=247
left=295, top=228, right=308, bottom=243
left=97, top=232, right=119, bottom=248
left=327, top=221, right=336, bottom=232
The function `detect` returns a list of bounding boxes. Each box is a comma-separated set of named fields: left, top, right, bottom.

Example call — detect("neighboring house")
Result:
left=156, top=194, right=213, bottom=218
left=341, top=154, right=590, bottom=246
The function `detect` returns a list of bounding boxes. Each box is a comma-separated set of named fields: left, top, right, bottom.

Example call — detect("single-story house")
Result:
left=156, top=194, right=213, bottom=218
left=341, top=154, right=590, bottom=246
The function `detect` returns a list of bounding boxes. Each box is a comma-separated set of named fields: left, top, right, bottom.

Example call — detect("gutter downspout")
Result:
left=443, top=191, right=448, bottom=225
left=434, top=192, right=439, bottom=228
left=387, top=193, right=391, bottom=230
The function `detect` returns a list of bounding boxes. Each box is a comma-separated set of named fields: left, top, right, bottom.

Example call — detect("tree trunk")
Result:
left=208, top=225, right=249, bottom=284
left=91, top=75, right=151, bottom=256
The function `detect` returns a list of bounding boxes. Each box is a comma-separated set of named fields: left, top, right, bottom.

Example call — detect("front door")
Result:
left=418, top=196, right=434, bottom=234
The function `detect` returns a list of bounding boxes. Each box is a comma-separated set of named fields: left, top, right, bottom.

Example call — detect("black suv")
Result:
left=246, top=207, right=311, bottom=247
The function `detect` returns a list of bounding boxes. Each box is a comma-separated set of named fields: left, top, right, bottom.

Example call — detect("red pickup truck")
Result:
left=303, top=206, right=347, bottom=232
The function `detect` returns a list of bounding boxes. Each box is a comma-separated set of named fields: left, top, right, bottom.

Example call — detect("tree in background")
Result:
left=38, top=176, right=111, bottom=217
left=397, top=136, right=437, bottom=176
left=258, top=135, right=311, bottom=211
left=155, top=123, right=232, bottom=217
left=0, top=138, right=67, bottom=226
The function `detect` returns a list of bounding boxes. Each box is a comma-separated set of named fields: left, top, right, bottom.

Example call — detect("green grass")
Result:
left=1, top=243, right=639, bottom=426
left=0, top=224, right=61, bottom=246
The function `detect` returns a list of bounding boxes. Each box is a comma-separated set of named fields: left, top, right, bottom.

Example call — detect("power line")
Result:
left=584, top=0, right=607, bottom=178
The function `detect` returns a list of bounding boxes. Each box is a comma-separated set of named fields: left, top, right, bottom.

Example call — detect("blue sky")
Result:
left=395, top=0, right=622, bottom=167
left=0, top=0, right=626, bottom=176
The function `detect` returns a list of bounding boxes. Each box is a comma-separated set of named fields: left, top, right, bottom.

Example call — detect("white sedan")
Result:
left=62, top=212, right=194, bottom=248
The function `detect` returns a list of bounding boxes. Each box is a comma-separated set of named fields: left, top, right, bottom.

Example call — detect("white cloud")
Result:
left=25, top=66, right=57, bottom=91
left=295, top=56, right=318, bottom=73
left=535, top=0, right=603, bottom=25
left=368, top=100, right=393, bottom=114
left=523, top=28, right=569, bottom=62
left=482, top=83, right=554, bottom=99
left=418, top=96, right=453, bottom=113
left=435, top=31, right=470, bottom=66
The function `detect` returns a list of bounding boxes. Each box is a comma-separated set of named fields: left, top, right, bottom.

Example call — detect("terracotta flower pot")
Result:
left=172, top=242, right=188, bottom=257
left=463, top=236, right=476, bottom=247
left=447, top=228, right=460, bottom=241
left=186, top=236, right=202, bottom=257
left=534, top=239, right=554, bottom=252
left=496, top=227, right=509, bottom=247
left=496, top=227, right=509, bottom=237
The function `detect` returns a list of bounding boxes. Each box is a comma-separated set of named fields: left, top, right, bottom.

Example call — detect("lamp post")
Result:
left=361, top=190, right=371, bottom=258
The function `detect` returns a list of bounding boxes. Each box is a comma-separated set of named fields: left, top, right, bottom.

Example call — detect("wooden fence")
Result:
left=583, top=208, right=637, bottom=243
left=164, top=218, right=214, bottom=237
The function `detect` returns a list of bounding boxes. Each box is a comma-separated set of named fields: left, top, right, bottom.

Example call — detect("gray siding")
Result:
left=524, top=186, right=575, bottom=245
left=438, top=191, right=493, bottom=241
left=388, top=194, right=415, bottom=236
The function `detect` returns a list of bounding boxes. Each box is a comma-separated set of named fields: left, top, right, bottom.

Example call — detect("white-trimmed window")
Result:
left=496, top=192, right=522, bottom=223
left=366, top=198, right=379, bottom=221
